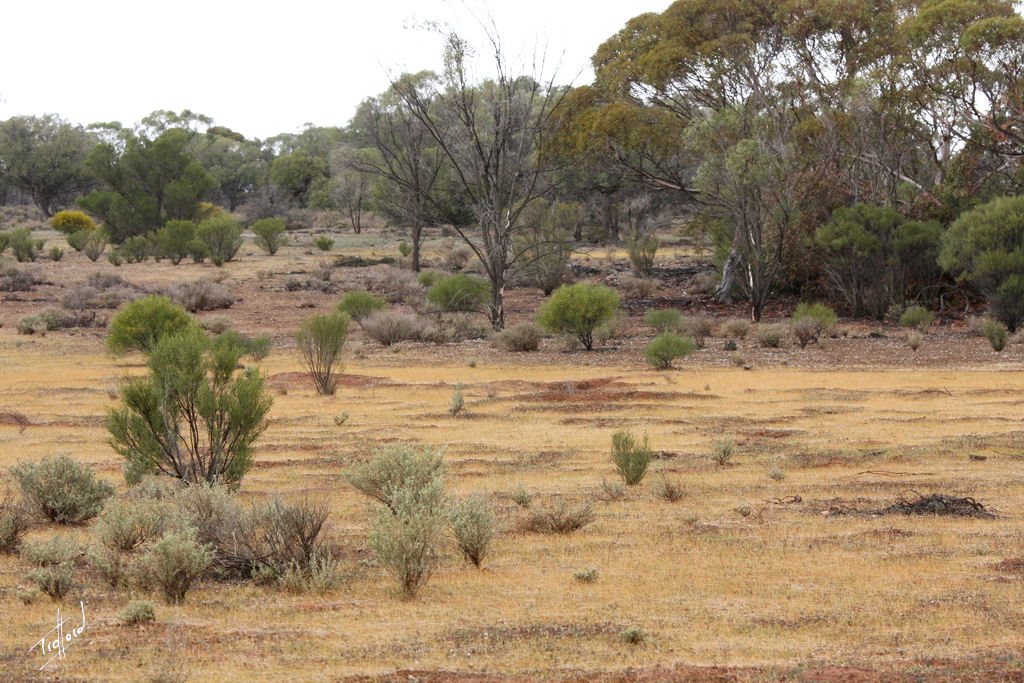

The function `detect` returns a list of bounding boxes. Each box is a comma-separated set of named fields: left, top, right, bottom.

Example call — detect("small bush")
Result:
left=791, top=317, right=819, bottom=348
left=510, top=483, right=532, bottom=508
left=83, top=230, right=108, bottom=261
left=711, top=438, right=734, bottom=466
left=187, top=238, right=208, bottom=263
left=50, top=210, right=96, bottom=234
left=369, top=484, right=446, bottom=597
left=791, top=303, right=837, bottom=347
left=611, top=430, right=653, bottom=485
left=720, top=318, right=751, bottom=340
left=23, top=534, right=79, bottom=601
left=0, top=489, right=30, bottom=553
left=295, top=312, right=350, bottom=395
left=427, top=274, right=491, bottom=313
left=620, top=627, right=648, bottom=644
left=754, top=323, right=788, bottom=348
left=418, top=269, right=444, bottom=288
left=376, top=266, right=425, bottom=304
left=599, top=477, right=626, bottom=501
left=315, top=236, right=334, bottom=251
left=574, top=568, right=598, bottom=583
left=644, top=309, right=683, bottom=333
left=121, top=235, right=150, bottom=263
left=107, top=246, right=123, bottom=266
left=346, top=445, right=446, bottom=513
left=361, top=311, right=427, bottom=346
left=906, top=330, right=923, bottom=351
left=491, top=323, right=542, bottom=352
left=619, top=274, right=657, bottom=298
left=107, top=295, right=196, bottom=354
left=28, top=564, right=75, bottom=602
left=120, top=599, right=156, bottom=625
left=449, top=495, right=498, bottom=568
left=625, top=232, right=658, bottom=277
left=983, top=319, right=1008, bottom=352
left=653, top=474, right=685, bottom=502
left=538, top=283, right=621, bottom=351
left=9, top=228, right=39, bottom=262
left=449, top=382, right=464, bottom=416
left=0, top=263, right=37, bottom=292
left=137, top=530, right=213, bottom=604
left=899, top=305, right=934, bottom=331
left=645, top=332, right=696, bottom=370
left=337, top=290, right=386, bottom=325
left=251, top=217, right=288, bottom=255
left=196, top=216, right=243, bottom=266
left=249, top=497, right=335, bottom=581
left=17, top=307, right=81, bottom=334
left=48, top=246, right=64, bottom=261
left=198, top=315, right=232, bottom=334
left=681, top=315, right=714, bottom=348
left=11, top=455, right=114, bottom=524
left=153, top=220, right=196, bottom=264
left=519, top=502, right=594, bottom=534
left=247, top=334, right=272, bottom=361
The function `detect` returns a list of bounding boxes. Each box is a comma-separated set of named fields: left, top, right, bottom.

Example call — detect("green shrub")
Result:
left=711, top=438, right=734, bottom=466
left=793, top=302, right=837, bottom=329
left=645, top=332, right=696, bottom=370
left=251, top=217, right=288, bottom=255
left=9, top=228, right=39, bottom=262
left=83, top=230, right=108, bottom=261
left=449, top=495, right=498, bottom=568
left=50, top=210, right=96, bottom=234
left=314, top=236, right=334, bottom=251
left=620, top=627, right=648, bottom=644
left=899, top=305, right=934, bottom=331
left=369, top=482, right=446, bottom=597
left=48, top=246, right=64, bottom=261
left=154, top=220, right=196, bottom=264
left=417, top=269, right=444, bottom=288
left=295, top=312, right=350, bottom=395
left=137, top=530, right=213, bottom=604
left=88, top=497, right=174, bottom=587
left=23, top=534, right=79, bottom=602
left=107, top=295, right=196, bottom=354
left=427, top=274, right=491, bottom=313
left=196, top=216, right=243, bottom=266
left=247, top=334, right=272, bottom=361
left=538, top=283, right=621, bottom=351
left=187, top=238, right=208, bottom=263
left=337, top=290, right=386, bottom=325
left=397, top=239, right=412, bottom=258
left=28, top=564, right=75, bottom=602
left=611, top=430, right=653, bottom=485
left=121, top=235, right=150, bottom=263
left=346, top=445, right=446, bottom=513
left=449, top=382, right=464, bottom=416
left=11, top=455, right=113, bottom=524
left=625, top=231, right=658, bottom=277
left=510, top=483, right=533, bottom=508
left=107, top=246, right=123, bottom=266
left=644, top=309, right=683, bottom=333
left=574, top=568, right=598, bottom=583
left=983, top=319, right=1009, bottom=351
left=519, top=501, right=594, bottom=534
left=120, top=599, right=156, bottom=625
left=491, top=323, right=542, bottom=352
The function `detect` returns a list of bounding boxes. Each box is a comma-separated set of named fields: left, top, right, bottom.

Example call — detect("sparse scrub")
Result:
left=491, top=323, right=542, bottom=351
left=0, top=489, right=30, bottom=553
left=538, top=283, right=621, bottom=351
left=361, top=311, right=427, bottom=346
left=510, top=483, right=533, bottom=508
left=251, top=217, right=288, bottom=255
left=153, top=220, right=196, bottom=264
left=166, top=279, right=236, bottom=312
left=337, top=290, right=386, bottom=325
left=48, top=245, right=64, bottom=261
left=248, top=497, right=336, bottom=582
left=519, top=501, right=594, bottom=534
left=754, top=323, right=788, bottom=348
left=83, top=230, right=108, bottom=261
left=644, top=308, right=683, bottom=333
left=720, top=317, right=751, bottom=340
left=620, top=627, right=647, bottom=644
left=376, top=266, right=425, bottom=304
left=653, top=474, right=685, bottom=502
left=295, top=311, right=350, bottom=395
left=107, top=295, right=196, bottom=354
left=11, top=455, right=114, bottom=524
left=315, top=236, right=334, bottom=251
left=791, top=302, right=837, bottom=347
left=611, top=430, right=653, bottom=485
left=599, top=478, right=626, bottom=501
left=645, top=332, right=696, bottom=369
left=0, top=263, right=37, bottom=292
left=427, top=274, right=491, bottom=313
left=120, top=599, right=156, bottom=625
left=625, top=231, right=658, bottom=277
left=899, top=305, right=934, bottom=331
left=983, top=319, right=1008, bottom=351
left=137, top=530, right=213, bottom=604
left=906, top=330, right=923, bottom=351
left=449, top=495, right=498, bottom=568
left=711, top=438, right=735, bottom=466
left=9, top=227, right=40, bottom=262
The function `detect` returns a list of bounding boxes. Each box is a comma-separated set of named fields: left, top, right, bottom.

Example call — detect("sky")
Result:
left=0, top=0, right=668, bottom=140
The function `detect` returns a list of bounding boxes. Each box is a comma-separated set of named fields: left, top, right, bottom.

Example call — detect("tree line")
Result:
left=2, top=0, right=1023, bottom=328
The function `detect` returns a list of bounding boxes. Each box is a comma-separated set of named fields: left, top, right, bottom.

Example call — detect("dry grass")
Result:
left=3, top=238, right=1024, bottom=678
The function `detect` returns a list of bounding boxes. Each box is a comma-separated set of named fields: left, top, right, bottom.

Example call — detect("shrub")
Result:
left=107, top=295, right=196, bottom=354
left=793, top=302, right=837, bottom=330
left=199, top=315, right=232, bottom=334
left=83, top=230, right=108, bottom=261
left=107, top=246, right=123, bottom=266
left=619, top=274, right=657, bottom=298
left=120, top=599, right=156, bottom=625
left=369, top=483, right=446, bottom=597
left=166, top=279, right=236, bottom=312
left=23, top=534, right=79, bottom=602
left=645, top=332, right=696, bottom=370
left=611, top=430, right=653, bottom=485
left=653, top=474, right=685, bottom=502
left=346, top=445, right=446, bottom=513
left=600, top=478, right=626, bottom=501
left=137, top=530, right=213, bottom=604
left=0, top=263, right=37, bottom=292
left=168, top=482, right=252, bottom=578
left=906, top=330, right=923, bottom=351
left=187, top=238, right=208, bottom=263
left=0, top=489, right=30, bottom=553
left=397, top=239, right=412, bottom=258
left=983, top=319, right=1009, bottom=351
left=625, top=231, right=658, bottom=277
left=88, top=497, right=174, bottom=587
left=538, top=283, right=621, bottom=351
left=681, top=315, right=714, bottom=348
left=50, top=210, right=96, bottom=234
left=449, top=495, right=498, bottom=568
left=337, top=290, right=386, bottom=325
left=519, top=501, right=594, bottom=534
left=376, top=266, right=425, bottom=304
left=510, top=483, right=533, bottom=508
left=295, top=312, right=350, bottom=395
left=720, top=317, right=751, bottom=339
left=11, top=455, right=114, bottom=524
left=491, top=323, right=542, bottom=352
left=196, top=216, right=243, bottom=266
left=121, top=235, right=150, bottom=263
left=315, top=236, right=334, bottom=251
left=361, top=311, right=427, bottom=346
left=620, top=627, right=648, bottom=644
left=153, top=220, right=195, bottom=264
left=427, top=274, right=491, bottom=313
left=107, top=328, right=272, bottom=487
left=791, top=317, right=819, bottom=348
left=754, top=323, right=788, bottom=348
left=247, top=334, right=272, bottom=361
left=574, top=568, right=598, bottom=583
left=899, top=305, right=934, bottom=331
left=644, top=309, right=683, bottom=333
left=248, top=497, right=335, bottom=581
left=449, top=382, right=464, bottom=416
left=711, top=438, right=734, bottom=466
left=272, top=550, right=345, bottom=593
left=439, top=239, right=473, bottom=271
left=48, top=246, right=64, bottom=261
left=17, top=307, right=72, bottom=334
left=9, top=227, right=39, bottom=262
left=251, top=217, right=288, bottom=255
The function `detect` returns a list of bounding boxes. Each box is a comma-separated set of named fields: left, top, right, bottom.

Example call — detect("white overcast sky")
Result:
left=0, top=0, right=668, bottom=140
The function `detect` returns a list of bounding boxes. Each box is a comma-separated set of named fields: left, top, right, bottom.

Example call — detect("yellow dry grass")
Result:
left=2, top=329, right=1024, bottom=679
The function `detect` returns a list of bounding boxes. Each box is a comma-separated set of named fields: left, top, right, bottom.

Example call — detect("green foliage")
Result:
left=644, top=332, right=696, bottom=370
left=491, top=323, right=542, bottom=352
left=346, top=445, right=446, bottom=514
left=644, top=308, right=683, bottom=333
left=119, top=599, right=156, bottom=625
left=11, top=455, right=113, bottom=524
left=295, top=312, right=350, bottom=395
left=251, top=217, right=288, bottom=255
left=107, top=247, right=123, bottom=266
left=982, top=319, right=1009, bottom=352
left=510, top=483, right=533, bottom=507
left=9, top=227, right=39, bottom=262
left=899, top=305, right=934, bottom=331
left=515, top=199, right=579, bottom=294
left=106, top=328, right=273, bottom=488
left=107, top=295, right=196, bottom=355
left=791, top=303, right=837, bottom=347
left=187, top=238, right=209, bottom=263
left=537, top=283, right=621, bottom=350
left=940, top=195, right=1024, bottom=331
left=0, top=115, right=94, bottom=216
left=711, top=438, right=734, bottom=466
left=23, top=534, right=79, bottom=601
left=120, top=235, right=150, bottom=263
left=448, top=495, right=498, bottom=568
left=398, top=239, right=412, bottom=258
left=137, top=530, right=213, bottom=604
left=196, top=215, right=243, bottom=266
left=154, top=220, right=196, bottom=264
left=625, top=231, right=658, bottom=277
left=337, top=290, right=386, bottom=324
left=619, top=627, right=647, bottom=644
left=611, top=430, right=653, bottom=485
left=315, top=236, right=334, bottom=251
left=88, top=496, right=174, bottom=587
left=427, top=274, right=491, bottom=313
left=82, top=230, right=108, bottom=261
left=449, top=382, right=464, bottom=416
left=51, top=210, right=96, bottom=234
left=48, top=245, right=64, bottom=261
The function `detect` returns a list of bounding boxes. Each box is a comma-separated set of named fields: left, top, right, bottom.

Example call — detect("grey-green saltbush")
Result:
left=449, top=495, right=498, bottom=568
left=120, top=599, right=156, bottom=625
left=11, top=455, right=114, bottom=524
left=137, top=530, right=213, bottom=604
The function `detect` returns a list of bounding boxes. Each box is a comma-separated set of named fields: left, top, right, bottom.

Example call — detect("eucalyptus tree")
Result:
left=0, top=115, right=95, bottom=216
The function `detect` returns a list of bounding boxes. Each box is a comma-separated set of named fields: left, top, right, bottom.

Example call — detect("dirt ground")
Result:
left=2, top=228, right=1024, bottom=681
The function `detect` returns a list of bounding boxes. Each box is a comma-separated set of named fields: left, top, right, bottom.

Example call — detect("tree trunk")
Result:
left=716, top=238, right=740, bottom=304
left=411, top=224, right=422, bottom=272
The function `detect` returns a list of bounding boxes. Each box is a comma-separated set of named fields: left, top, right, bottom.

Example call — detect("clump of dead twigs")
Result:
left=882, top=491, right=996, bottom=518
